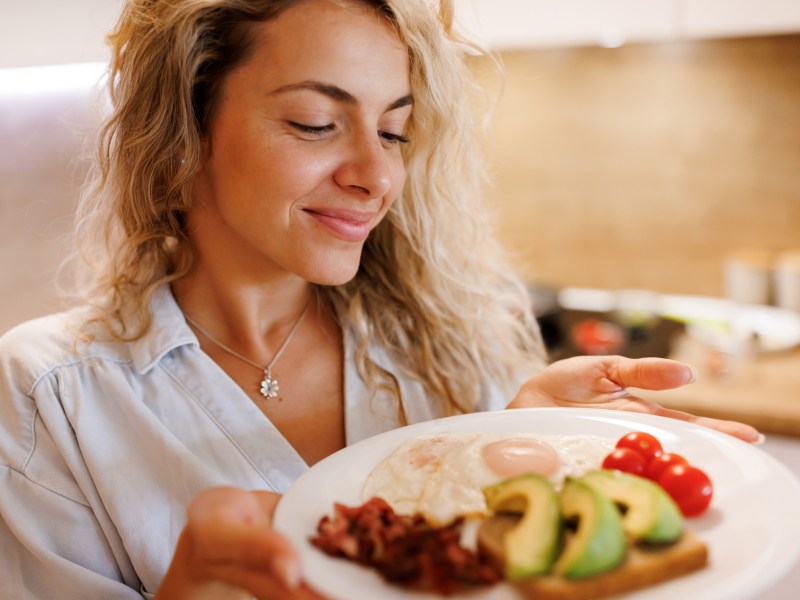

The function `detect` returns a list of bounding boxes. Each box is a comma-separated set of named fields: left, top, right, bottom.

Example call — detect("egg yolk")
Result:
left=481, top=437, right=561, bottom=478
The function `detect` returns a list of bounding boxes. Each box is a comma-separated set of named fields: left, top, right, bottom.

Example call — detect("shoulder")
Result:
left=0, top=286, right=198, bottom=396
left=0, top=307, right=133, bottom=396
left=0, top=312, right=87, bottom=471
left=1, top=312, right=79, bottom=389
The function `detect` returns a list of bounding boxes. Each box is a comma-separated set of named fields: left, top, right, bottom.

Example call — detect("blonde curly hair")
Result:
left=74, top=0, right=547, bottom=418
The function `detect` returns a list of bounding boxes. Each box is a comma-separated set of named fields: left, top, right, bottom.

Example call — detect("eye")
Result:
left=288, top=122, right=336, bottom=137
left=379, top=131, right=410, bottom=146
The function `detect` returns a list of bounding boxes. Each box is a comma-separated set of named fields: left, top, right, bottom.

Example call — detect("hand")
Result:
left=157, top=487, right=328, bottom=600
left=507, top=355, right=761, bottom=443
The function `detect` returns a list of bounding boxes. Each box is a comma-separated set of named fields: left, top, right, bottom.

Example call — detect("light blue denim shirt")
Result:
left=0, top=285, right=511, bottom=598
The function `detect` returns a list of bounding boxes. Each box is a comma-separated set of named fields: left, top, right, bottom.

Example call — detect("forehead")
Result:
left=233, top=0, right=410, bottom=99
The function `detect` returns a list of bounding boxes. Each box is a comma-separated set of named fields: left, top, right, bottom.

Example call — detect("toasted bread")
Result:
left=477, top=514, right=708, bottom=600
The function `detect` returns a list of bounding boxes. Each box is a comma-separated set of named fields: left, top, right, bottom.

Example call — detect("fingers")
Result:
left=607, top=356, right=697, bottom=391
left=508, top=355, right=698, bottom=408
left=611, top=394, right=763, bottom=444
left=252, top=490, right=282, bottom=520
left=697, top=417, right=763, bottom=444
left=202, top=563, right=323, bottom=600
left=187, top=487, right=301, bottom=591
left=602, top=358, right=763, bottom=443
left=651, top=405, right=763, bottom=444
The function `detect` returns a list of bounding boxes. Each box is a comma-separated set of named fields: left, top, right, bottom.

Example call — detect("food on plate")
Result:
left=361, top=432, right=614, bottom=526
left=601, top=431, right=714, bottom=517
left=643, top=452, right=689, bottom=481
left=477, top=470, right=708, bottom=599
left=309, top=496, right=501, bottom=595
left=602, top=447, right=647, bottom=475
left=478, top=513, right=708, bottom=600
left=312, top=429, right=711, bottom=598
left=482, top=473, right=562, bottom=578
left=551, top=477, right=627, bottom=578
left=615, top=431, right=663, bottom=463
left=581, top=470, right=683, bottom=543
left=657, top=464, right=714, bottom=517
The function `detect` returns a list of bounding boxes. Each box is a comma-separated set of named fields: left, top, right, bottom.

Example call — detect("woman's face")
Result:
left=191, top=0, right=412, bottom=286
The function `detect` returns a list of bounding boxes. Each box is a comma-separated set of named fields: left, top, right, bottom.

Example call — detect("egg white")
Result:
left=361, top=432, right=614, bottom=525
left=361, top=432, right=479, bottom=516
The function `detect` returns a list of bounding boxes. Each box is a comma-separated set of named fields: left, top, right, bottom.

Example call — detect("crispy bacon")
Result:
left=310, top=497, right=502, bottom=596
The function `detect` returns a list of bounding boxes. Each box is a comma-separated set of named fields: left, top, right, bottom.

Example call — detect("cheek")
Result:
left=395, top=171, right=407, bottom=201
left=392, top=152, right=407, bottom=188
left=265, top=152, right=333, bottom=199
left=383, top=155, right=407, bottom=207
left=207, top=116, right=324, bottom=199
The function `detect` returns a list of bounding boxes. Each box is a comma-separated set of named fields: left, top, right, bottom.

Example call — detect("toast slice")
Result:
left=477, top=514, right=708, bottom=600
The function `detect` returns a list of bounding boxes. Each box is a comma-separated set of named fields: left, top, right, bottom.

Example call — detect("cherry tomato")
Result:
left=616, top=431, right=663, bottom=463
left=602, top=448, right=647, bottom=475
left=643, top=452, right=689, bottom=481
left=658, top=464, right=713, bottom=517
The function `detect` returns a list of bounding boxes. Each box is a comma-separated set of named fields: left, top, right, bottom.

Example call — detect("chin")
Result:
left=299, top=249, right=363, bottom=287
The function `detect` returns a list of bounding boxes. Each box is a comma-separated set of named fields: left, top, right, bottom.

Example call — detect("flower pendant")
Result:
left=260, top=369, right=279, bottom=399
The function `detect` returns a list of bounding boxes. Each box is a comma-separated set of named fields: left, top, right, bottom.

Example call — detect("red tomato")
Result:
left=658, top=464, right=713, bottom=517
left=616, top=431, right=663, bottom=463
left=644, top=452, right=689, bottom=481
left=602, top=448, right=647, bottom=475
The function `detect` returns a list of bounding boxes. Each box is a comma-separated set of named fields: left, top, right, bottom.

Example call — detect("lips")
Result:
left=303, top=207, right=378, bottom=242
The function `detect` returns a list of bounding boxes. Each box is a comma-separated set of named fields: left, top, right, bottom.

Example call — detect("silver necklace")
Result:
left=184, top=303, right=310, bottom=399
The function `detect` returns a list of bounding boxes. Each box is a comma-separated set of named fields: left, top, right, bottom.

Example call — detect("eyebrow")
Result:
left=269, top=80, right=413, bottom=112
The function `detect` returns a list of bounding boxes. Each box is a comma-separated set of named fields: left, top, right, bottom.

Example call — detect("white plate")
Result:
left=274, top=408, right=800, bottom=600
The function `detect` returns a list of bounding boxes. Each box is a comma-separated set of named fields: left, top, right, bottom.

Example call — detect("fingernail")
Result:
left=686, top=364, right=699, bottom=384
left=753, top=433, right=766, bottom=446
left=274, top=557, right=300, bottom=590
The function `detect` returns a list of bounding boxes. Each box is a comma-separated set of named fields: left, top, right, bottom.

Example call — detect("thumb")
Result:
left=608, top=356, right=697, bottom=391
left=187, top=487, right=298, bottom=578
left=252, top=491, right=281, bottom=521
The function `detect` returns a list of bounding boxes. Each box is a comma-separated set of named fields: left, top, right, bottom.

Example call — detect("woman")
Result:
left=0, top=0, right=758, bottom=598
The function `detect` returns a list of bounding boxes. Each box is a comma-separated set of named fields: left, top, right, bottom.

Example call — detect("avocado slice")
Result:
left=482, top=474, right=562, bottom=579
left=582, top=469, right=683, bottom=544
left=553, top=477, right=626, bottom=579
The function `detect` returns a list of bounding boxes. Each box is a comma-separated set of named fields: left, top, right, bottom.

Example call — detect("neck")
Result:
left=172, top=267, right=315, bottom=362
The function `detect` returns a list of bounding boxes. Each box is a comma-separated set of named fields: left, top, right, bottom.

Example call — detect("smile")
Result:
left=303, top=207, right=377, bottom=243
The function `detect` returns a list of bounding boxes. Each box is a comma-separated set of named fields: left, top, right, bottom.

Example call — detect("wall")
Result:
left=0, top=0, right=124, bottom=68
left=0, top=85, right=102, bottom=334
left=476, top=34, right=800, bottom=295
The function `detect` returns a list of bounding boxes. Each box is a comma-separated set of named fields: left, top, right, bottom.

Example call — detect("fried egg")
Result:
left=361, top=432, right=614, bottom=526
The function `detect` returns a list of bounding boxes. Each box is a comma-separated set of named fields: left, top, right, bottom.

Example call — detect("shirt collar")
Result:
left=130, top=285, right=198, bottom=373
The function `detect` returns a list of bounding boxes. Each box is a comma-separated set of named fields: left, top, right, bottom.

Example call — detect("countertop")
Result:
left=545, top=302, right=800, bottom=436
left=638, top=334, right=800, bottom=436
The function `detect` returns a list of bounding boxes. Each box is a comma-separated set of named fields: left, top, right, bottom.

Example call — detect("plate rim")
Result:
left=274, top=407, right=800, bottom=600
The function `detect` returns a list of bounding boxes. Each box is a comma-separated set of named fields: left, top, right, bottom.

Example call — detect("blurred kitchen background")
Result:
left=2, top=0, right=799, bottom=320
left=1, top=1, right=800, bottom=595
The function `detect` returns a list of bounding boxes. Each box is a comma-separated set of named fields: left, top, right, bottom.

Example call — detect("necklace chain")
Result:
left=184, top=302, right=310, bottom=399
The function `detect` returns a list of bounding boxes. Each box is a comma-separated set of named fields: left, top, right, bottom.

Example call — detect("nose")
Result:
left=333, top=133, right=394, bottom=199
